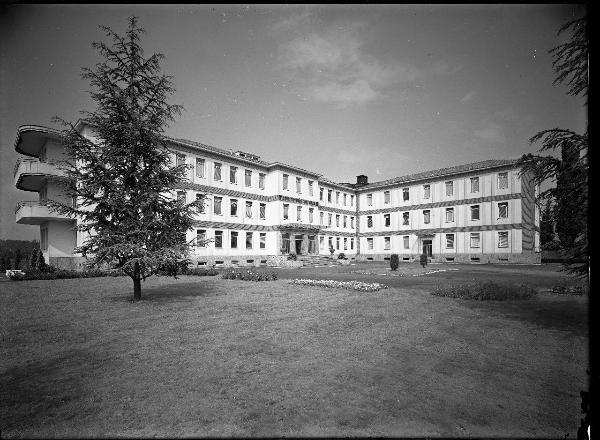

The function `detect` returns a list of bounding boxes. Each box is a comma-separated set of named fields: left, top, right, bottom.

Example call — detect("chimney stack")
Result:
left=356, top=174, right=368, bottom=185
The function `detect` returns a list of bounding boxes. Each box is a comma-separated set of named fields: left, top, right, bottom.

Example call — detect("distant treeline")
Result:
left=0, top=240, right=40, bottom=271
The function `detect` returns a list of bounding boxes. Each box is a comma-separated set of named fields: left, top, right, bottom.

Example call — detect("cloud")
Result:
left=275, top=18, right=415, bottom=108
left=459, top=91, right=475, bottom=103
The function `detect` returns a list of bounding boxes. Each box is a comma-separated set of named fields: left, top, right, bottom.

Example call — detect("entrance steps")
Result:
left=295, top=255, right=345, bottom=267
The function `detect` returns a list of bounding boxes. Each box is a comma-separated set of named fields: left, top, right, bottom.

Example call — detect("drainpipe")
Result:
left=355, top=190, right=360, bottom=255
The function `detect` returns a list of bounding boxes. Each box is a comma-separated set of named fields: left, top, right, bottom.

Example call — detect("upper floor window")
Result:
left=283, top=204, right=289, bottom=220
left=230, top=166, right=238, bottom=184
left=245, top=201, right=253, bottom=218
left=196, top=158, right=205, bottom=178
left=367, top=194, right=373, bottom=206
left=402, top=188, right=409, bottom=201
left=445, top=181, right=453, bottom=196
left=259, top=173, right=265, bottom=190
left=470, top=205, right=480, bottom=221
left=470, top=177, right=479, bottom=193
left=343, top=215, right=347, bottom=228
left=297, top=206, right=302, bottom=221
left=259, top=203, right=266, bottom=220
left=214, top=196, right=222, bottom=215
left=296, top=177, right=302, bottom=193
left=308, top=180, right=314, bottom=196
left=283, top=174, right=289, bottom=190
left=402, top=212, right=410, bottom=226
left=423, top=210, right=431, bottom=224
left=384, top=213, right=391, bottom=227
left=328, top=189, right=332, bottom=202
left=176, top=153, right=186, bottom=167
left=445, top=207, right=454, bottom=223
left=336, top=191, right=340, bottom=204
left=343, top=193, right=347, bottom=206
left=350, top=217, right=354, bottom=228
left=384, top=191, right=390, bottom=204
left=230, top=199, right=238, bottom=216
left=423, top=184, right=430, bottom=199
left=367, top=216, right=373, bottom=228
left=320, top=188, right=324, bottom=201
left=320, top=212, right=324, bottom=225
left=309, top=208, right=314, bottom=223
left=214, top=162, right=222, bottom=181
left=498, top=231, right=509, bottom=248
left=336, top=215, right=340, bottom=227
left=328, top=213, right=333, bottom=226
left=196, top=193, right=205, bottom=213
left=350, top=195, right=355, bottom=206
left=497, top=172, right=509, bottom=190
left=245, top=169, right=252, bottom=187
left=177, top=191, right=186, bottom=204
left=498, top=202, right=509, bottom=219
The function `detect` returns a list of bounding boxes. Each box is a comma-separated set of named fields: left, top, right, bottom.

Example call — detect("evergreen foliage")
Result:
left=51, top=17, right=203, bottom=300
left=390, top=254, right=399, bottom=271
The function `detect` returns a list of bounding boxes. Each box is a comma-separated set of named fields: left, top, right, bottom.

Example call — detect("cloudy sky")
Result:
left=0, top=4, right=587, bottom=240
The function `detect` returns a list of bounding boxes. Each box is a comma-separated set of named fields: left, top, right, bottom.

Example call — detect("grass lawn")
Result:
left=0, top=263, right=588, bottom=437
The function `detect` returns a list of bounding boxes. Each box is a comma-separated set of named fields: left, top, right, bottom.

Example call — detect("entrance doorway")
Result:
left=295, top=235, right=303, bottom=254
left=422, top=239, right=432, bottom=257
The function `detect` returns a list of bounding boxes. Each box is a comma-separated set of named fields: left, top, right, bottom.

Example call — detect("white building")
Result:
left=14, top=122, right=540, bottom=268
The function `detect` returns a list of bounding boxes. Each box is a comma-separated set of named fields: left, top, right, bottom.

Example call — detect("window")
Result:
left=343, top=194, right=347, bottom=206
left=403, top=235, right=409, bottom=249
left=343, top=215, right=347, bottom=228
left=470, top=205, right=480, bottom=221
left=230, top=199, right=238, bottom=216
left=320, top=236, right=324, bottom=249
left=470, top=177, right=479, bottom=193
left=344, top=237, right=348, bottom=250
left=403, top=188, right=409, bottom=201
left=367, top=216, right=373, bottom=228
left=214, top=162, right=222, bottom=181
left=336, top=191, right=340, bottom=204
left=196, top=158, right=205, bottom=178
left=214, top=196, right=222, bottom=215
left=259, top=173, right=265, bottom=190
left=336, top=215, right=340, bottom=227
left=328, top=190, right=332, bottom=202
left=350, top=195, right=354, bottom=206
left=177, top=191, right=186, bottom=204
left=297, top=206, right=302, bottom=221
left=176, top=153, right=186, bottom=167
left=320, top=188, right=324, bottom=201
left=384, top=191, right=390, bottom=204
left=296, top=177, right=302, bottom=193
left=309, top=208, right=314, bottom=223
left=320, top=212, right=324, bottom=225
left=402, top=212, right=409, bottom=226
left=245, top=201, right=253, bottom=219
left=367, top=194, right=373, bottom=206
left=259, top=203, right=266, bottom=220
left=283, top=174, right=289, bottom=190
left=214, top=230, right=223, bottom=248
left=423, top=210, right=431, bottom=224
left=245, top=169, right=252, bottom=187
left=336, top=237, right=340, bottom=250
left=246, top=232, right=253, bottom=249
left=446, top=234, right=455, bottom=249
left=384, top=236, right=391, bottom=250
left=470, top=233, right=480, bottom=248
left=423, top=184, right=430, bottom=199
left=367, top=237, right=374, bottom=250
left=328, top=237, right=333, bottom=249
left=498, top=172, right=508, bottom=189
left=230, top=231, right=238, bottom=249
left=350, top=217, right=354, bottom=228
left=196, top=193, right=205, bottom=213
left=328, top=213, right=332, bottom=226
left=283, top=204, right=289, bottom=220
left=308, top=180, right=314, bottom=196
left=498, top=231, right=509, bottom=248
left=384, top=213, right=391, bottom=227
left=196, top=229, right=206, bottom=247
left=498, top=202, right=508, bottom=219
left=445, top=181, right=453, bottom=196
left=259, top=233, right=266, bottom=249
left=445, top=207, right=454, bottom=223
left=350, top=238, right=354, bottom=250
left=230, top=166, right=238, bottom=184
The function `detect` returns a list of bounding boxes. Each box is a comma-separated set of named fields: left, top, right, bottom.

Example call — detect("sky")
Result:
left=0, top=4, right=587, bottom=241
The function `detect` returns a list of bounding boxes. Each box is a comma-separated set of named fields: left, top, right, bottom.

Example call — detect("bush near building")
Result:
left=431, top=281, right=537, bottom=300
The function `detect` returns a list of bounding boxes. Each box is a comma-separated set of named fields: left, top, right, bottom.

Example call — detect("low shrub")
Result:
left=337, top=253, right=346, bottom=260
left=550, top=279, right=588, bottom=295
left=221, top=269, right=278, bottom=281
left=390, top=254, right=399, bottom=271
left=9, top=268, right=125, bottom=281
left=186, top=267, right=219, bottom=277
left=290, top=279, right=388, bottom=292
left=431, top=281, right=537, bottom=300
left=287, top=254, right=297, bottom=261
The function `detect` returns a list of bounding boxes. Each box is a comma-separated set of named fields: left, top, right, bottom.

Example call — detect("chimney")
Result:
left=356, top=174, right=368, bottom=185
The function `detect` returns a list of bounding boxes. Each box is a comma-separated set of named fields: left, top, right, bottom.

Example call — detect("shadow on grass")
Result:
left=105, top=281, right=226, bottom=303
left=0, top=350, right=89, bottom=433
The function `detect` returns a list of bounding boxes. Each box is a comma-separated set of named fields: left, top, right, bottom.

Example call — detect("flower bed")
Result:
left=290, top=279, right=388, bottom=292
left=431, top=281, right=537, bottom=300
left=221, top=269, right=278, bottom=281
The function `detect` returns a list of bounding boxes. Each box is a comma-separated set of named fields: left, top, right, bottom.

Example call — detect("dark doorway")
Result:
left=295, top=235, right=303, bottom=254
left=422, top=239, right=433, bottom=257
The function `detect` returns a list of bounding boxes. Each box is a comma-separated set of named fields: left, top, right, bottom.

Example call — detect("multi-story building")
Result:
left=13, top=122, right=540, bottom=268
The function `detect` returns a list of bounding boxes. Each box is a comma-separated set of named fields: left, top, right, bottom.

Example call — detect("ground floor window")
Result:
left=246, top=232, right=253, bottom=249
left=470, top=232, right=480, bottom=248
left=336, top=237, right=340, bottom=250
left=367, top=237, right=374, bottom=250
left=403, top=235, right=409, bottom=249
left=196, top=229, right=206, bottom=247
left=343, top=237, right=347, bottom=250
left=384, top=236, right=391, bottom=250
left=446, top=233, right=455, bottom=249
left=230, top=231, right=238, bottom=249
left=350, top=238, right=354, bottom=250
left=214, top=230, right=223, bottom=248
left=498, top=231, right=509, bottom=248
left=260, top=233, right=266, bottom=249
left=41, top=227, right=48, bottom=250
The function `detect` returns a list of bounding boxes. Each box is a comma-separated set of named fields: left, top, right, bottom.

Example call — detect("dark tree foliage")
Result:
left=51, top=17, right=204, bottom=300
left=14, top=249, right=22, bottom=271
left=539, top=200, right=556, bottom=249
left=390, top=254, right=399, bottom=271
left=520, top=14, right=588, bottom=278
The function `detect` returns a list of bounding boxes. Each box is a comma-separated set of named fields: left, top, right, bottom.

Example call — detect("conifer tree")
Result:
left=51, top=17, right=203, bottom=300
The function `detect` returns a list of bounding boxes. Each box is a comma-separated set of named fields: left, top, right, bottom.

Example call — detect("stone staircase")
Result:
left=296, top=255, right=347, bottom=267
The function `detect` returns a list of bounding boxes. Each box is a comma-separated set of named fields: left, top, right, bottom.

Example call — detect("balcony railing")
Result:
left=15, top=200, right=74, bottom=225
left=14, top=158, right=68, bottom=178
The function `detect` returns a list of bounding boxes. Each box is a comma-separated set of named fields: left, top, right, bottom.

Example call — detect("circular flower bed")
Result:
left=290, top=279, right=388, bottom=292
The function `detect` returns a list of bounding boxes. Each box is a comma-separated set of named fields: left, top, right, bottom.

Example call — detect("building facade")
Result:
left=13, top=123, right=540, bottom=268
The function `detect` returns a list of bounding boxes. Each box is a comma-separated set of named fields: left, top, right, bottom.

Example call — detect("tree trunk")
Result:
left=133, top=261, right=142, bottom=301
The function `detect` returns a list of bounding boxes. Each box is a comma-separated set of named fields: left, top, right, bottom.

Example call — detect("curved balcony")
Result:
left=14, top=158, right=69, bottom=192
left=15, top=201, right=74, bottom=225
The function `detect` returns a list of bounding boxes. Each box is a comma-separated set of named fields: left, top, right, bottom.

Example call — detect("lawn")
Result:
left=0, top=263, right=588, bottom=437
